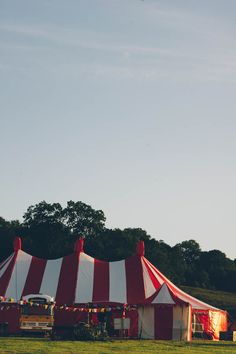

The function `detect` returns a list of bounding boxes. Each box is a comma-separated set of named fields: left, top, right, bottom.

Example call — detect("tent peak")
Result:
left=136, top=240, right=145, bottom=256
left=13, top=237, right=22, bottom=251
left=74, top=237, right=84, bottom=253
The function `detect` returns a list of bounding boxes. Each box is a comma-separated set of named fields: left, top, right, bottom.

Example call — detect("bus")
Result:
left=20, top=294, right=55, bottom=334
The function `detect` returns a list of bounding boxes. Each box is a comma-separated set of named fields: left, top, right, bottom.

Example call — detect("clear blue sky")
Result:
left=1, top=0, right=236, bottom=259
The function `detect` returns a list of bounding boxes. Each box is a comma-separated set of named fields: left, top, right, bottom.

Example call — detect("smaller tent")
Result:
left=138, top=283, right=192, bottom=340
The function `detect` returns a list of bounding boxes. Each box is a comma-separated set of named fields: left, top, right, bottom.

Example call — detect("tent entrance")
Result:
left=155, top=306, right=173, bottom=340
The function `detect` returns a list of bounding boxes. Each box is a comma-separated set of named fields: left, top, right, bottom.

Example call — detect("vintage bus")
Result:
left=20, top=294, right=55, bottom=334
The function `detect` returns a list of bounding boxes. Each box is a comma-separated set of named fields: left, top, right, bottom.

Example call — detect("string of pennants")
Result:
left=0, top=297, right=138, bottom=312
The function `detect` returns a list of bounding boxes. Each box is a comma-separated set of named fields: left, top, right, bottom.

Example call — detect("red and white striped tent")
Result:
left=0, top=237, right=227, bottom=340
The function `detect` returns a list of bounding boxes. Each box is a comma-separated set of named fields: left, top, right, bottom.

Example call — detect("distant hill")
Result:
left=181, top=285, right=236, bottom=320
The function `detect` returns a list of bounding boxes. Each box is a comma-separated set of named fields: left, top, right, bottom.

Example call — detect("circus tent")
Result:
left=0, top=237, right=227, bottom=340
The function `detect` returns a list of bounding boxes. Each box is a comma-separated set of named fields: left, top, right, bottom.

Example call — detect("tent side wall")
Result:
left=193, top=309, right=228, bottom=340
left=172, top=304, right=192, bottom=341
left=209, top=310, right=228, bottom=340
left=138, top=304, right=191, bottom=341
left=138, top=305, right=155, bottom=339
left=0, top=304, right=20, bottom=334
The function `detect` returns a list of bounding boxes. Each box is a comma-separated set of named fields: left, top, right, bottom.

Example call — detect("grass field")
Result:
left=0, top=287, right=235, bottom=353
left=0, top=338, right=236, bottom=354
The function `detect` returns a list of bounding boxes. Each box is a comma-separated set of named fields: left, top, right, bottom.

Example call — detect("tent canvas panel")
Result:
left=138, top=305, right=154, bottom=339
left=173, top=304, right=192, bottom=341
left=138, top=304, right=191, bottom=341
left=193, top=309, right=228, bottom=341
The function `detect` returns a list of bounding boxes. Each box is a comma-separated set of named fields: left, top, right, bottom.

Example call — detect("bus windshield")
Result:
left=21, top=303, right=54, bottom=316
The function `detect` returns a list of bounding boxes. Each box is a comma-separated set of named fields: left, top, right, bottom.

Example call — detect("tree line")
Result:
left=0, top=200, right=236, bottom=293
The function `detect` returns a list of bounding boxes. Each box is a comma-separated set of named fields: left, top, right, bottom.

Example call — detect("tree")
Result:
left=199, top=250, right=236, bottom=291
left=170, top=240, right=202, bottom=286
left=175, top=240, right=201, bottom=265
left=169, top=245, right=187, bottom=285
left=86, top=228, right=150, bottom=261
left=0, top=217, right=20, bottom=261
left=145, top=239, right=173, bottom=278
left=63, top=201, right=106, bottom=238
left=20, top=200, right=106, bottom=258
left=23, top=201, right=63, bottom=227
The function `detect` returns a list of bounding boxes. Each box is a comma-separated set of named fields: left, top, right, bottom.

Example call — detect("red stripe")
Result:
left=125, top=255, right=145, bottom=304
left=142, top=258, right=162, bottom=290
left=55, top=253, right=79, bottom=305
left=92, top=259, right=109, bottom=302
left=0, top=252, right=17, bottom=296
left=155, top=306, right=173, bottom=339
left=22, top=257, right=47, bottom=296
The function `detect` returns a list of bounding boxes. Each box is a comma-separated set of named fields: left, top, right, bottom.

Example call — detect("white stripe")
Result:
left=0, top=254, right=14, bottom=279
left=141, top=258, right=156, bottom=299
left=40, top=258, right=63, bottom=298
left=75, top=253, right=94, bottom=303
left=109, top=260, right=127, bottom=303
left=138, top=306, right=154, bottom=339
left=172, top=305, right=191, bottom=341
left=144, top=259, right=164, bottom=286
left=5, top=251, right=32, bottom=300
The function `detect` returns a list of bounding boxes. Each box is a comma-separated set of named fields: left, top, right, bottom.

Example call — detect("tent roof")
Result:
left=141, top=257, right=220, bottom=310
left=0, top=239, right=220, bottom=310
left=146, top=283, right=185, bottom=306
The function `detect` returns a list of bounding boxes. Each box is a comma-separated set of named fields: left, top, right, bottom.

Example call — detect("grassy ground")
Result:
left=0, top=338, right=236, bottom=354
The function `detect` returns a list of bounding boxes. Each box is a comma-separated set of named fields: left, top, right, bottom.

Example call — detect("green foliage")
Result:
left=23, top=202, right=63, bottom=227
left=86, top=228, right=150, bottom=261
left=63, top=201, right=106, bottom=237
left=175, top=240, right=201, bottom=265
left=0, top=217, right=20, bottom=260
left=19, top=200, right=106, bottom=258
left=73, top=322, right=96, bottom=341
left=146, top=240, right=173, bottom=281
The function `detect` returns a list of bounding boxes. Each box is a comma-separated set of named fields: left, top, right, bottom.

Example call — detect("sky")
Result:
left=1, top=0, right=236, bottom=259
